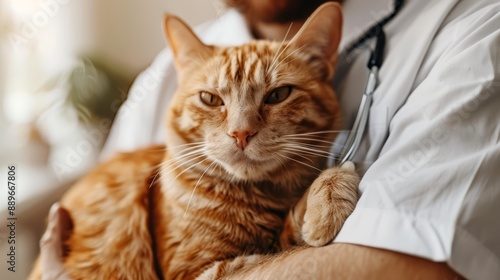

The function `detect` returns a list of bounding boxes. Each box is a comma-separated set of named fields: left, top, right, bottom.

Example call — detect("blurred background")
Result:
left=0, top=0, right=218, bottom=278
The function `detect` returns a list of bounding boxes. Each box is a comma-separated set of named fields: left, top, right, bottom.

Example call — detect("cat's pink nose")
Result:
left=230, top=130, right=255, bottom=150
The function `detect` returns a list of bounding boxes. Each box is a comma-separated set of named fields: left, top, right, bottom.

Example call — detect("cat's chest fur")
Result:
left=153, top=153, right=304, bottom=278
left=58, top=145, right=307, bottom=280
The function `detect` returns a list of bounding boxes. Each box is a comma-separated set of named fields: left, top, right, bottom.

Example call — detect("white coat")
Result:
left=102, top=0, right=500, bottom=278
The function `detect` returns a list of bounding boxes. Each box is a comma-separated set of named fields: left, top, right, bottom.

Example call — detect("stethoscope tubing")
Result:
left=337, top=27, right=385, bottom=166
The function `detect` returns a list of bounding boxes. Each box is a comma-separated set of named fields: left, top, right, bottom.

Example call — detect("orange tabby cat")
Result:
left=29, top=3, right=359, bottom=279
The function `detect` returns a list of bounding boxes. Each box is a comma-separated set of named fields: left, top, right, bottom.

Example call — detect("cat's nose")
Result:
left=229, top=130, right=256, bottom=150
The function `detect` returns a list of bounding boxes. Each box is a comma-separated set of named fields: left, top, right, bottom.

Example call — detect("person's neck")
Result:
left=251, top=20, right=306, bottom=41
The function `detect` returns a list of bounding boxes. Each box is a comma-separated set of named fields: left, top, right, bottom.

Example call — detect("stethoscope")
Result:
left=335, top=0, right=404, bottom=166
left=337, top=27, right=385, bottom=166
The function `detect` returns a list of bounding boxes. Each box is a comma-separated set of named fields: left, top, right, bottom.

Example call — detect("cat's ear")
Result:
left=163, top=15, right=211, bottom=70
left=289, top=2, right=342, bottom=81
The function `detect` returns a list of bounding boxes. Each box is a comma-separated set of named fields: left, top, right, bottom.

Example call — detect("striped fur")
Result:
left=29, top=3, right=359, bottom=280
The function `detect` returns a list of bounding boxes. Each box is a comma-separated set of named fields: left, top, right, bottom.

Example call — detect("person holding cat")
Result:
left=38, top=0, right=500, bottom=279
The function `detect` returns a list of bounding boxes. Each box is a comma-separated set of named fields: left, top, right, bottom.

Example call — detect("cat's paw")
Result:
left=301, top=162, right=360, bottom=247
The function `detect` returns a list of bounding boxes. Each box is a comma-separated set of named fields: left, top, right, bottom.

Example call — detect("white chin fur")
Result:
left=221, top=160, right=279, bottom=182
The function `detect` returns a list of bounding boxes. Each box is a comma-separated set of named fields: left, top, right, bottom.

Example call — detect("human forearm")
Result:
left=230, top=244, right=463, bottom=279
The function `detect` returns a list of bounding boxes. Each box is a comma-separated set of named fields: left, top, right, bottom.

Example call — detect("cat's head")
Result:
left=163, top=3, right=342, bottom=185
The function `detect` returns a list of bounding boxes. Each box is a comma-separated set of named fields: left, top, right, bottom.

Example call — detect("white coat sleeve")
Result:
left=334, top=5, right=500, bottom=280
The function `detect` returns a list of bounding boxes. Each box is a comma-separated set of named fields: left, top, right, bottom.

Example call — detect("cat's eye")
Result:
left=264, top=86, right=292, bottom=104
left=200, top=92, right=224, bottom=106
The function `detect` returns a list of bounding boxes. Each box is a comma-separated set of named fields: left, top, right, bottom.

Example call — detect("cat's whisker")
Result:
left=269, top=25, right=307, bottom=73
left=284, top=129, right=350, bottom=136
left=208, top=159, right=221, bottom=176
left=163, top=156, right=210, bottom=187
left=143, top=163, right=167, bottom=174
left=278, top=154, right=322, bottom=172
left=159, top=152, right=205, bottom=170
left=148, top=169, right=162, bottom=189
left=271, top=43, right=308, bottom=72
left=282, top=135, right=333, bottom=141
left=150, top=150, right=207, bottom=189
left=274, top=56, right=301, bottom=69
left=170, top=144, right=207, bottom=158
left=284, top=140, right=345, bottom=149
left=281, top=147, right=337, bottom=161
left=280, top=143, right=336, bottom=156
left=283, top=130, right=351, bottom=137
left=163, top=146, right=206, bottom=163
left=144, top=144, right=207, bottom=173
left=300, top=143, right=339, bottom=151
left=143, top=150, right=202, bottom=173
left=156, top=151, right=207, bottom=179
left=168, top=141, right=208, bottom=150
left=284, top=150, right=316, bottom=165
left=273, top=153, right=290, bottom=181
left=281, top=147, right=333, bottom=159
left=282, top=143, right=334, bottom=150
left=160, top=153, right=207, bottom=176
left=280, top=137, right=336, bottom=145
left=280, top=141, right=342, bottom=152
left=267, top=22, right=294, bottom=73
left=210, top=158, right=224, bottom=177
left=168, top=142, right=206, bottom=151
left=183, top=160, right=218, bottom=217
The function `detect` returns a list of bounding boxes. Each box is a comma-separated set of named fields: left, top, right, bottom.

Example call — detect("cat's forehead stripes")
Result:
left=210, top=42, right=278, bottom=94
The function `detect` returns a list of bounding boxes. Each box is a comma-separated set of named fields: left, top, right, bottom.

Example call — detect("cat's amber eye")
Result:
left=200, top=92, right=224, bottom=106
left=264, top=86, right=292, bottom=104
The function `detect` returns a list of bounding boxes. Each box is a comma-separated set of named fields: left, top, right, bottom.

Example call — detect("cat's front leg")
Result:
left=301, top=162, right=360, bottom=246
left=279, top=162, right=360, bottom=248
left=195, top=254, right=267, bottom=280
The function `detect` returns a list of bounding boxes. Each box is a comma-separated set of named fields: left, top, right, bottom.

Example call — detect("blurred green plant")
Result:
left=36, top=57, right=130, bottom=126
left=66, top=58, right=129, bottom=125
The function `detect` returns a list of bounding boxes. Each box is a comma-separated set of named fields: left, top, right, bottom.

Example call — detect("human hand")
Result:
left=39, top=203, right=73, bottom=280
